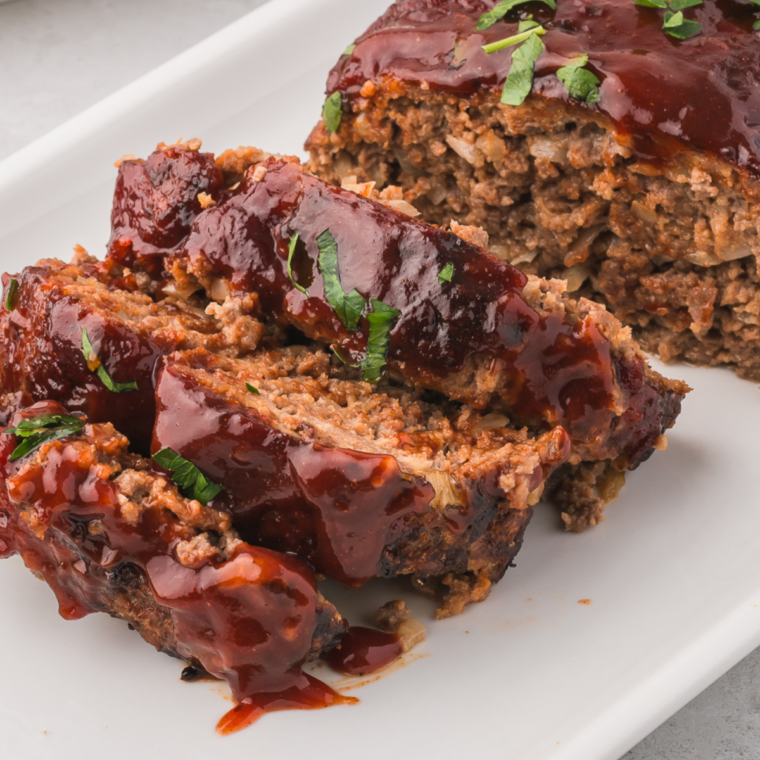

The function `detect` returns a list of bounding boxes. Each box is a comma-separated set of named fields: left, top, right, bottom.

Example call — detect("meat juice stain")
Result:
left=323, top=627, right=404, bottom=677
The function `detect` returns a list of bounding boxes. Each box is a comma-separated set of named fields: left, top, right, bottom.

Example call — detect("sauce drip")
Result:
left=176, top=157, right=682, bottom=468
left=327, top=0, right=760, bottom=176
left=152, top=354, right=436, bottom=587
left=0, top=401, right=351, bottom=733
left=324, top=627, right=405, bottom=676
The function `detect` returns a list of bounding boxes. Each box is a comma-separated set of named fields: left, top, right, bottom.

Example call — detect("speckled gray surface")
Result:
left=0, top=1, right=758, bottom=757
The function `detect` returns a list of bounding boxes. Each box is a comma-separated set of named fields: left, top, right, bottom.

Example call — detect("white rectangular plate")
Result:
left=1, top=1, right=758, bottom=758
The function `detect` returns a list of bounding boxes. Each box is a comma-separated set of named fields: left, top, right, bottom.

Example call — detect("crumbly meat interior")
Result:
left=307, top=92, right=760, bottom=380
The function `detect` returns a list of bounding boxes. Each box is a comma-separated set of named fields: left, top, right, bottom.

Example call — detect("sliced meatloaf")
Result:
left=306, top=0, right=760, bottom=380
left=164, top=154, right=687, bottom=523
left=0, top=255, right=264, bottom=451
left=152, top=347, right=570, bottom=609
left=0, top=399, right=346, bottom=721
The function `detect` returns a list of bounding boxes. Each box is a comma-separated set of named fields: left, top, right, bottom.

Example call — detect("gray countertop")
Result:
left=1, top=1, right=758, bottom=757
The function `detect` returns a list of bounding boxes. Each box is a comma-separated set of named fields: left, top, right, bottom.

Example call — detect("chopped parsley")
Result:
left=5, top=278, right=18, bottom=311
left=556, top=54, right=601, bottom=104
left=362, top=298, right=400, bottom=384
left=317, top=229, right=366, bottom=331
left=6, top=413, right=85, bottom=462
left=438, top=263, right=455, bottom=284
left=323, top=91, right=343, bottom=134
left=344, top=43, right=356, bottom=55
left=81, top=328, right=138, bottom=393
left=662, top=9, right=702, bottom=38
left=482, top=24, right=546, bottom=54
left=287, top=233, right=308, bottom=295
left=152, top=448, right=223, bottom=506
left=476, top=0, right=556, bottom=31
left=634, top=0, right=703, bottom=38
left=496, top=29, right=546, bottom=106
left=245, top=383, right=260, bottom=395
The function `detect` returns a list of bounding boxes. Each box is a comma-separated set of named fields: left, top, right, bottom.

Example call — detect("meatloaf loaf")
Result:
left=162, top=152, right=687, bottom=527
left=152, top=347, right=569, bottom=611
left=0, top=399, right=347, bottom=726
left=307, top=0, right=760, bottom=380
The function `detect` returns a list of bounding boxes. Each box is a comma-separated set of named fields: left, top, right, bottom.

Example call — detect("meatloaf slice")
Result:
left=166, top=155, right=687, bottom=494
left=0, top=400, right=347, bottom=725
left=0, top=256, right=264, bottom=451
left=152, top=347, right=570, bottom=607
left=306, top=0, right=760, bottom=380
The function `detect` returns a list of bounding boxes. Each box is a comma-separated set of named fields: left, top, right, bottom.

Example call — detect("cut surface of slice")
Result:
left=153, top=347, right=570, bottom=601
left=0, top=400, right=348, bottom=730
left=306, top=0, right=760, bottom=379
left=0, top=256, right=264, bottom=450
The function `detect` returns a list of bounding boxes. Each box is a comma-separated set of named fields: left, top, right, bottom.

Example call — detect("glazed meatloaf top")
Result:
left=325, top=0, right=760, bottom=179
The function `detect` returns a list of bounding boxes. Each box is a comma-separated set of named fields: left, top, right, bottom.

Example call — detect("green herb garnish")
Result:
left=438, top=263, right=455, bottom=284
left=476, top=0, right=556, bottom=31
left=152, top=448, right=223, bottom=506
left=323, top=92, right=343, bottom=134
left=81, top=328, right=138, bottom=393
left=362, top=298, right=401, bottom=384
left=6, top=413, right=85, bottom=462
left=317, top=229, right=365, bottom=331
left=518, top=17, right=540, bottom=31
left=5, top=279, right=18, bottom=311
left=668, top=0, right=702, bottom=9
left=287, top=233, right=309, bottom=295
left=556, top=54, right=601, bottom=104
left=245, top=383, right=260, bottom=395
left=344, top=43, right=356, bottom=55
left=662, top=9, right=702, bottom=38
left=496, top=29, right=545, bottom=106
left=633, top=0, right=668, bottom=7
left=482, top=25, right=546, bottom=53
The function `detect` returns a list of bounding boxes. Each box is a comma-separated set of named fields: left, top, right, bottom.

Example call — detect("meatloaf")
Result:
left=306, top=0, right=760, bottom=380
left=152, top=347, right=570, bottom=611
left=0, top=254, right=264, bottom=451
left=163, top=152, right=687, bottom=527
left=0, top=399, right=347, bottom=727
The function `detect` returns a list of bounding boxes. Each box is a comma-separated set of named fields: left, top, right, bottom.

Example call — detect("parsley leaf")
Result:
left=482, top=25, right=546, bottom=54
left=633, top=0, right=668, bottom=7
left=344, top=43, right=356, bottom=55
left=362, top=298, right=401, bottom=384
left=245, top=382, right=260, bottom=395
left=152, top=448, right=223, bottom=506
left=476, top=0, right=556, bottom=31
left=668, top=0, right=702, bottom=9
left=518, top=17, right=540, bottom=31
left=6, top=413, right=85, bottom=462
left=499, top=30, right=545, bottom=106
left=317, top=229, right=366, bottom=331
left=556, top=54, right=601, bottom=104
left=81, top=328, right=138, bottom=393
left=662, top=9, right=702, bottom=38
left=323, top=91, right=343, bottom=134
left=439, top=263, right=455, bottom=284
left=5, top=279, right=18, bottom=311
left=755, top=19, right=760, bottom=28
left=287, top=233, right=309, bottom=295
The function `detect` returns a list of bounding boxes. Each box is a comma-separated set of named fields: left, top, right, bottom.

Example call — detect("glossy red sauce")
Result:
left=176, top=157, right=683, bottom=468
left=108, top=144, right=225, bottom=275
left=152, top=355, right=436, bottom=587
left=0, top=401, right=351, bottom=732
left=324, top=626, right=404, bottom=676
left=327, top=0, right=760, bottom=176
